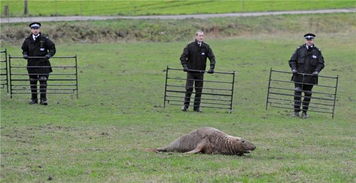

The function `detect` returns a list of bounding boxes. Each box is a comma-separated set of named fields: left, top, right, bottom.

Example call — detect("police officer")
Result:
left=289, top=33, right=325, bottom=118
left=22, top=22, right=56, bottom=105
left=180, top=31, right=216, bottom=112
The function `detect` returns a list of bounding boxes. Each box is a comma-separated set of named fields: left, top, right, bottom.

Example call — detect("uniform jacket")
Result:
left=289, top=44, right=325, bottom=84
left=21, top=33, right=56, bottom=74
left=180, top=40, right=216, bottom=72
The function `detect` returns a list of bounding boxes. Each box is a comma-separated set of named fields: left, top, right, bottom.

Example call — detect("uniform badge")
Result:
left=40, top=48, right=45, bottom=51
left=201, top=52, right=205, bottom=55
left=312, top=55, right=317, bottom=59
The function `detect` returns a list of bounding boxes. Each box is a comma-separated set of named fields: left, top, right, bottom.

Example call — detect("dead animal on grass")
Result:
left=148, top=127, right=256, bottom=156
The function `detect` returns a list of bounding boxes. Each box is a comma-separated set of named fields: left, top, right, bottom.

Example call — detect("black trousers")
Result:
left=184, top=72, right=204, bottom=109
left=29, top=73, right=49, bottom=100
left=294, top=83, right=314, bottom=113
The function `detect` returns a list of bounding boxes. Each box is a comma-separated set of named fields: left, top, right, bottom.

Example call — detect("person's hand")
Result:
left=23, top=54, right=28, bottom=59
left=207, top=68, right=214, bottom=74
left=183, top=65, right=189, bottom=72
left=45, top=54, right=51, bottom=59
left=312, top=71, right=319, bottom=76
left=292, top=69, right=297, bottom=74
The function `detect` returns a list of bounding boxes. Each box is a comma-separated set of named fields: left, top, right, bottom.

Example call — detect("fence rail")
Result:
left=163, top=66, right=236, bottom=112
left=265, top=68, right=338, bottom=118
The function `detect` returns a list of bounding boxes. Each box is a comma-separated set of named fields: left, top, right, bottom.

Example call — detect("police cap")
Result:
left=304, top=33, right=316, bottom=40
left=29, top=22, right=41, bottom=29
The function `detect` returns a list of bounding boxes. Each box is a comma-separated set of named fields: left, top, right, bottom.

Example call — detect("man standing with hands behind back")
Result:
left=180, top=31, right=216, bottom=112
left=22, top=22, right=56, bottom=105
left=289, top=33, right=325, bottom=118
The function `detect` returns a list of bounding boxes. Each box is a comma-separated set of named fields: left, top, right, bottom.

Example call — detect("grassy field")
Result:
left=1, top=24, right=356, bottom=182
left=1, top=0, right=356, bottom=17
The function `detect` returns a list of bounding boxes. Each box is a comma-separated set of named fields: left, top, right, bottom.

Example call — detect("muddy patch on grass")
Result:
left=1, top=128, right=36, bottom=144
left=1, top=124, right=77, bottom=144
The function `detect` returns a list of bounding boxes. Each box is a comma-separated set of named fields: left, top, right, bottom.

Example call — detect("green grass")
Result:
left=1, top=27, right=356, bottom=182
left=1, top=0, right=356, bottom=17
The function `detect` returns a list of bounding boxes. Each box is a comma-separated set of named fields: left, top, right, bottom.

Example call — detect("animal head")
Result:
left=240, top=138, right=256, bottom=153
left=231, top=137, right=256, bottom=155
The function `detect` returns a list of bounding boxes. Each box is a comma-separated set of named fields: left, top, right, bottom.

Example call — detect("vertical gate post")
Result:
left=332, top=75, right=339, bottom=119
left=75, top=55, right=79, bottom=99
left=229, top=71, right=236, bottom=113
left=163, top=66, right=169, bottom=108
left=5, top=49, right=9, bottom=93
left=265, top=68, right=272, bottom=110
left=8, top=55, right=12, bottom=98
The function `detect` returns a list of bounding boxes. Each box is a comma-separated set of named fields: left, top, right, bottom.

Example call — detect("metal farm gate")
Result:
left=8, top=56, right=79, bottom=98
left=0, top=49, right=8, bottom=93
left=266, top=69, right=338, bottom=118
left=163, top=67, right=236, bottom=112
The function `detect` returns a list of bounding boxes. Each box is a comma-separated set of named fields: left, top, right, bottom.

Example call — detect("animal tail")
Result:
left=144, top=148, right=167, bottom=153
left=144, top=148, right=158, bottom=152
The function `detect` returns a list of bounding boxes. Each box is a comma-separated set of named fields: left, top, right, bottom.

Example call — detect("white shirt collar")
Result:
left=32, top=34, right=39, bottom=40
left=306, top=44, right=314, bottom=49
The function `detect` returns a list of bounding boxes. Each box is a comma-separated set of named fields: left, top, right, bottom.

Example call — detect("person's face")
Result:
left=195, top=32, right=204, bottom=42
left=31, top=27, right=40, bottom=35
left=305, top=39, right=314, bottom=46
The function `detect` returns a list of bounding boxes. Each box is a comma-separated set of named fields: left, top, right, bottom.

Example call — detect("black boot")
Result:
left=29, top=98, right=38, bottom=105
left=40, top=98, right=48, bottom=106
left=301, top=112, right=309, bottom=119
left=181, top=105, right=188, bottom=112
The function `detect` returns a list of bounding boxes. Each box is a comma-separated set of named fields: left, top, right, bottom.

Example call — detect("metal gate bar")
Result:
left=8, top=55, right=79, bottom=99
left=166, top=84, right=232, bottom=91
left=266, top=68, right=338, bottom=118
left=267, top=97, right=333, bottom=106
left=166, top=95, right=232, bottom=102
left=168, top=103, right=231, bottom=110
left=163, top=66, right=236, bottom=112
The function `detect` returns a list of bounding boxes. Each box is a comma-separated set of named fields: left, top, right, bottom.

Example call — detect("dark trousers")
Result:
left=29, top=74, right=49, bottom=100
left=294, top=83, right=314, bottom=113
left=184, top=72, right=204, bottom=109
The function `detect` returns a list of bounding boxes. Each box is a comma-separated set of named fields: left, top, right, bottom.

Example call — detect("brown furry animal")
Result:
left=150, top=127, right=256, bottom=156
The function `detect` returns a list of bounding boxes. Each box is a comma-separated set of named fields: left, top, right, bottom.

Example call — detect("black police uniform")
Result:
left=21, top=30, right=56, bottom=102
left=289, top=43, right=325, bottom=113
left=180, top=40, right=216, bottom=110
